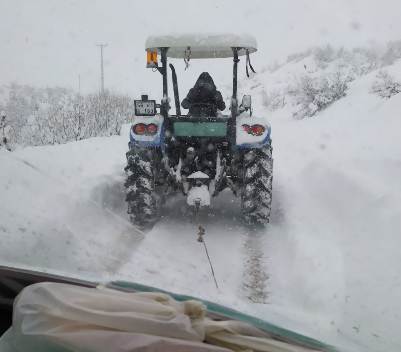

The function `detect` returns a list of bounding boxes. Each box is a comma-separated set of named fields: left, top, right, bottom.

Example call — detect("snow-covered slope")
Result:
left=1, top=58, right=401, bottom=352
left=253, top=63, right=401, bottom=352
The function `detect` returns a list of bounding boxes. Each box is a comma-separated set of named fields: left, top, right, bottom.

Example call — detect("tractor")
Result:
left=125, top=34, right=273, bottom=228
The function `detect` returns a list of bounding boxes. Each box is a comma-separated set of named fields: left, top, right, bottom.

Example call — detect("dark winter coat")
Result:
left=181, top=72, right=226, bottom=116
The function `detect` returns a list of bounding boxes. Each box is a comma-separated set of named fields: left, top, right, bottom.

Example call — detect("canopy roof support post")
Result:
left=228, top=47, right=240, bottom=145
left=231, top=48, right=239, bottom=119
left=160, top=47, right=169, bottom=117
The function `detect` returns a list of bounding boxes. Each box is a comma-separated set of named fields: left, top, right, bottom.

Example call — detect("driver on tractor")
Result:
left=181, top=72, right=226, bottom=117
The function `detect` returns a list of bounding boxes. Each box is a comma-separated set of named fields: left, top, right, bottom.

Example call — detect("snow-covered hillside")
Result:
left=1, top=54, right=401, bottom=352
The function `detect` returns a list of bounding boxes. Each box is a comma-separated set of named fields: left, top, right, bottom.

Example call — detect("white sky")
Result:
left=1, top=0, right=400, bottom=97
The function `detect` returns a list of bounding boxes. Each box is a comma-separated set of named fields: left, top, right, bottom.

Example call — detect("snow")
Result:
left=243, top=59, right=401, bottom=351
left=187, top=171, right=210, bottom=179
left=1, top=55, right=401, bottom=352
left=187, top=185, right=210, bottom=207
left=146, top=33, right=257, bottom=59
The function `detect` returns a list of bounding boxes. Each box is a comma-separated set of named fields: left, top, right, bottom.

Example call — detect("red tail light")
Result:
left=133, top=123, right=146, bottom=135
left=242, top=124, right=265, bottom=136
left=132, top=123, right=158, bottom=136
left=147, top=123, right=158, bottom=135
left=251, top=124, right=265, bottom=136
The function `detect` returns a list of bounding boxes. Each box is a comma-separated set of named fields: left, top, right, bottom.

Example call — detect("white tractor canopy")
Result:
left=145, top=33, right=257, bottom=59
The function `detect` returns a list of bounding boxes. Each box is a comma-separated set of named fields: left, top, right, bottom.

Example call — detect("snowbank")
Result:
left=239, top=58, right=401, bottom=351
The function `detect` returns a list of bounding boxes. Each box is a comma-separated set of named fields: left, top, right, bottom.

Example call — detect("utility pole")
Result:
left=96, top=43, right=108, bottom=95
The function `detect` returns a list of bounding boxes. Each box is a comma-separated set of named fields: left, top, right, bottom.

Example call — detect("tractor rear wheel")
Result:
left=124, top=149, right=159, bottom=228
left=240, top=145, right=273, bottom=225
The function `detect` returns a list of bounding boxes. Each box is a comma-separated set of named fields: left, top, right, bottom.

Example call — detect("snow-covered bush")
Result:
left=292, top=72, right=348, bottom=119
left=241, top=42, right=401, bottom=120
left=313, top=45, right=336, bottom=69
left=286, top=48, right=313, bottom=64
left=261, top=89, right=286, bottom=111
left=382, top=40, right=401, bottom=66
left=371, top=70, right=401, bottom=99
left=0, top=84, right=135, bottom=147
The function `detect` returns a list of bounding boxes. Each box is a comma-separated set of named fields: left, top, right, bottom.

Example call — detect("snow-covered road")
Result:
left=0, top=124, right=268, bottom=302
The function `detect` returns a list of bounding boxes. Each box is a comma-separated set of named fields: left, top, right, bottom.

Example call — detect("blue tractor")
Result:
left=125, top=34, right=273, bottom=227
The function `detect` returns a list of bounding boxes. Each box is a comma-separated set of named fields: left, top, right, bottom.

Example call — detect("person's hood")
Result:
left=194, top=72, right=216, bottom=91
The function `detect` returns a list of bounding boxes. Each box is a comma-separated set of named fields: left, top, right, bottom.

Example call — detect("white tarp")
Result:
left=0, top=282, right=318, bottom=352
left=145, top=33, right=257, bottom=58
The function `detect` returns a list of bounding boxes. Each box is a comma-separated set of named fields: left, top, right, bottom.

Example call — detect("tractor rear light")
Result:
left=242, top=124, right=265, bottom=136
left=132, top=123, right=158, bottom=136
left=133, top=123, right=146, bottom=135
left=147, top=123, right=158, bottom=135
left=251, top=124, right=265, bottom=136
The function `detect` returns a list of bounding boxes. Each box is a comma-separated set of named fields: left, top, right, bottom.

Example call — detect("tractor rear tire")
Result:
left=241, top=145, right=273, bottom=225
left=124, top=149, right=159, bottom=228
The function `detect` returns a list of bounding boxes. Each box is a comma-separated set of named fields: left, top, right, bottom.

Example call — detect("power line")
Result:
left=96, top=43, right=108, bottom=95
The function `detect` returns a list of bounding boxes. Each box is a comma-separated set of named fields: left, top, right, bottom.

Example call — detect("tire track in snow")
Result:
left=242, top=228, right=270, bottom=304
left=241, top=184, right=286, bottom=304
left=183, top=191, right=271, bottom=304
left=4, top=154, right=145, bottom=277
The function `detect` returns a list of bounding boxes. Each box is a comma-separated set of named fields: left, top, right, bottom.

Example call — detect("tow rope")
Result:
left=194, top=203, right=219, bottom=289
left=197, top=225, right=219, bottom=289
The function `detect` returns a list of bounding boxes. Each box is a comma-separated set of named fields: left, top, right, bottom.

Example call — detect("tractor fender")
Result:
left=129, top=114, right=165, bottom=148
left=235, top=114, right=271, bottom=149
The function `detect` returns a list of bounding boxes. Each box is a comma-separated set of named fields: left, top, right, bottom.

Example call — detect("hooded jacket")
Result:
left=181, top=72, right=226, bottom=116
